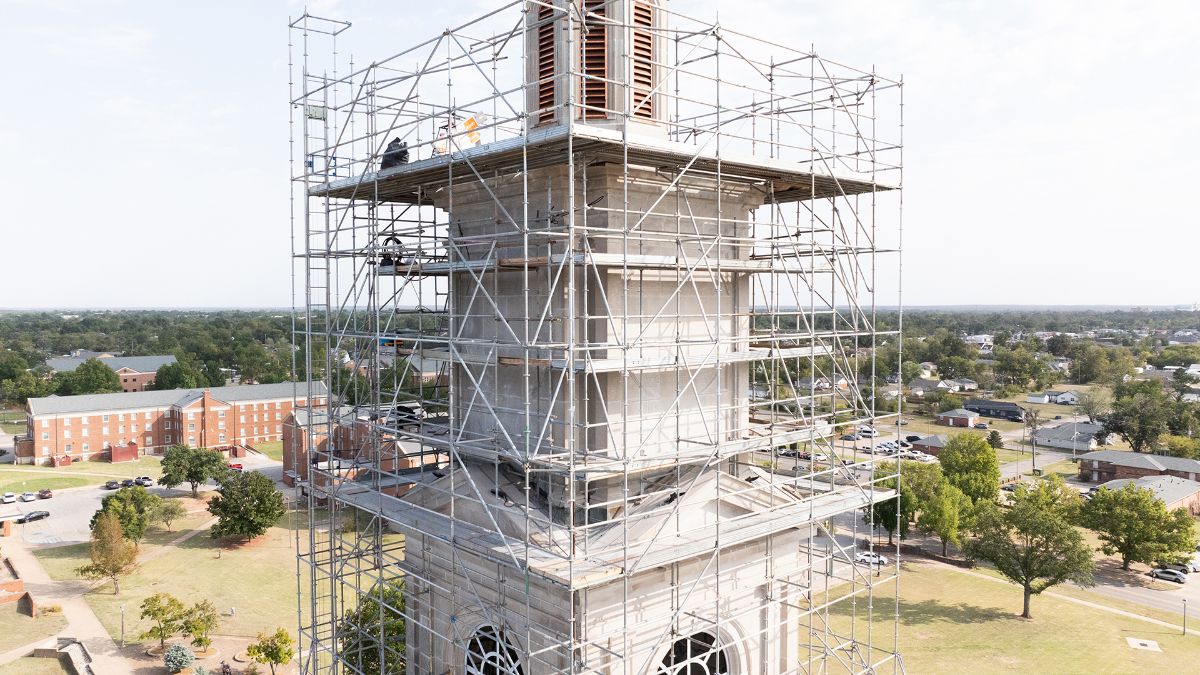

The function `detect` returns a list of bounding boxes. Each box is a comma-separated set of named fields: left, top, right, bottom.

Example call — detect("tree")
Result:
left=965, top=478, right=1094, bottom=619
left=864, top=477, right=915, bottom=546
left=918, top=480, right=972, bottom=556
left=57, top=358, right=121, bottom=395
left=1163, top=435, right=1200, bottom=460
left=208, top=471, right=286, bottom=542
left=139, top=592, right=188, bottom=650
left=1080, top=483, right=1199, bottom=571
left=90, top=486, right=162, bottom=543
left=248, top=627, right=296, bottom=675
left=938, top=434, right=1000, bottom=505
left=149, top=499, right=188, bottom=532
left=183, top=600, right=221, bottom=652
left=160, top=445, right=229, bottom=497
left=1103, top=388, right=1171, bottom=453
left=164, top=644, right=195, bottom=673
left=1076, top=388, right=1111, bottom=424
left=339, top=581, right=406, bottom=674
left=75, top=512, right=138, bottom=595
left=987, top=429, right=1004, bottom=449
left=0, top=370, right=55, bottom=404
left=153, top=361, right=205, bottom=390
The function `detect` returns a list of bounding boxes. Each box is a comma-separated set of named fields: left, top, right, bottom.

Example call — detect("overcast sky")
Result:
left=2, top=0, right=1197, bottom=309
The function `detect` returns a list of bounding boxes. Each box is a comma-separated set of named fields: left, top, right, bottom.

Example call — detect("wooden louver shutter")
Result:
left=536, top=4, right=556, bottom=124
left=580, top=2, right=608, bottom=119
left=630, top=1, right=654, bottom=120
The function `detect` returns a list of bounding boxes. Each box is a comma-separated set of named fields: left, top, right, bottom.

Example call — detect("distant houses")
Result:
left=46, top=353, right=177, bottom=393
left=1032, top=421, right=1109, bottom=453
left=964, top=399, right=1025, bottom=422
left=936, top=408, right=979, bottom=428
left=1077, top=450, right=1200, bottom=484
left=1096, top=475, right=1200, bottom=515
left=1025, top=392, right=1050, bottom=404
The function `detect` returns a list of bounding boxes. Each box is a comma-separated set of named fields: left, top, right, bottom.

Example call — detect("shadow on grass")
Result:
left=831, top=595, right=1013, bottom=625
left=1092, top=559, right=1173, bottom=590
left=33, top=542, right=89, bottom=563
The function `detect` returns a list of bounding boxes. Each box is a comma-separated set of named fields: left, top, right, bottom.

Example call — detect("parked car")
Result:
left=120, top=478, right=136, bottom=488
left=36, top=489, right=52, bottom=499
left=857, top=427, right=879, bottom=437
left=1001, top=483, right=1019, bottom=492
left=228, top=463, right=244, bottom=473
left=810, top=452, right=828, bottom=462
left=905, top=435, right=922, bottom=443
left=1, top=493, right=15, bottom=504
left=897, top=419, right=909, bottom=426
left=898, top=441, right=912, bottom=449
left=840, top=434, right=858, bottom=441
left=855, top=551, right=888, bottom=566
left=16, top=511, right=50, bottom=524
left=103, top=481, right=120, bottom=490
left=1161, top=562, right=1191, bottom=575
left=135, top=476, right=155, bottom=487
left=1185, top=558, right=1200, bottom=573
left=1054, top=415, right=1063, bottom=420
left=973, top=423, right=988, bottom=429
left=19, top=492, right=36, bottom=502
left=1150, top=568, right=1187, bottom=584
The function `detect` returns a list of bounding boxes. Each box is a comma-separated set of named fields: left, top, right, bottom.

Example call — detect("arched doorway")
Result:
left=464, top=624, right=524, bottom=675
left=658, top=631, right=732, bottom=675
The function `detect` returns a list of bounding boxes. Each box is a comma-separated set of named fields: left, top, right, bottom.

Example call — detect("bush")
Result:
left=164, top=644, right=195, bottom=673
left=41, top=604, right=63, bottom=615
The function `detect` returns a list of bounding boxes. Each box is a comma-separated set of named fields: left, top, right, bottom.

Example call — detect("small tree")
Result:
left=160, top=445, right=229, bottom=497
left=184, top=600, right=221, bottom=652
left=1076, top=389, right=1112, bottom=424
left=987, top=429, right=1004, bottom=450
left=139, top=592, right=188, bottom=650
left=939, top=434, right=1001, bottom=505
left=966, top=478, right=1094, bottom=619
left=75, top=512, right=138, bottom=595
left=164, top=644, right=195, bottom=673
left=1080, top=483, right=1199, bottom=570
left=209, top=471, right=286, bottom=542
left=90, top=486, right=162, bottom=543
left=248, top=627, right=296, bottom=675
left=150, top=499, right=188, bottom=532
left=864, top=477, right=915, bottom=546
left=918, top=480, right=972, bottom=556
left=339, top=581, right=407, bottom=674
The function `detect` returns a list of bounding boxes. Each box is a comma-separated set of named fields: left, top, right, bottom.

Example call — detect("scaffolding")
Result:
left=289, top=2, right=904, bottom=673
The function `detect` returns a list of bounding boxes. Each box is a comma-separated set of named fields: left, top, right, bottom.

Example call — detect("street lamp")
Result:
left=120, top=603, right=125, bottom=647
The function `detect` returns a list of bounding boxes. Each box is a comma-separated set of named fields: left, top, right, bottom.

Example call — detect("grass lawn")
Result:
left=0, top=603, right=68, bottom=655
left=251, top=440, right=283, bottom=462
left=0, top=657, right=69, bottom=674
left=0, top=456, right=164, bottom=492
left=0, top=422, right=25, bottom=435
left=829, top=561, right=1200, bottom=673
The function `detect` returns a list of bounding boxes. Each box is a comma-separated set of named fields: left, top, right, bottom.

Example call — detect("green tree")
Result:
left=1103, top=387, right=1171, bottom=453
left=0, top=370, right=55, bottom=404
left=965, top=478, right=1095, bottom=619
left=339, top=581, right=406, bottom=674
left=987, top=429, right=1004, bottom=449
left=938, top=434, right=1001, bottom=505
left=152, top=361, right=205, bottom=390
left=183, top=600, right=221, bottom=652
left=208, top=471, right=286, bottom=542
left=164, top=644, right=194, bottom=673
left=918, top=480, right=972, bottom=557
left=159, top=445, right=229, bottom=497
left=57, top=358, right=121, bottom=395
left=149, top=499, right=188, bottom=532
left=74, top=512, right=138, bottom=595
left=864, top=477, right=915, bottom=546
left=247, top=627, right=296, bottom=675
left=0, top=352, right=28, bottom=381
left=936, top=393, right=965, bottom=414
left=1076, top=388, right=1111, bottom=424
left=1080, top=483, right=1199, bottom=570
left=139, top=592, right=188, bottom=650
left=90, top=486, right=162, bottom=543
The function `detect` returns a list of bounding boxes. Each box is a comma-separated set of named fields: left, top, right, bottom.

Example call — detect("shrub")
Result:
left=164, top=644, right=195, bottom=673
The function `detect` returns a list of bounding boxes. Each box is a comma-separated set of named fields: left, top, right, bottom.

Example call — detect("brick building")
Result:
left=1097, top=475, right=1200, bottom=515
left=1077, top=450, right=1200, bottom=483
left=13, top=382, right=327, bottom=466
left=46, top=354, right=178, bottom=393
left=936, top=408, right=978, bottom=428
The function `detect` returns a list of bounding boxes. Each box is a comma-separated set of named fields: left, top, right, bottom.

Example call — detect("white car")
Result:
left=858, top=427, right=879, bottom=438
left=19, top=492, right=36, bottom=502
left=810, top=452, right=828, bottom=462
left=0, top=493, right=15, bottom=504
left=855, top=551, right=889, bottom=566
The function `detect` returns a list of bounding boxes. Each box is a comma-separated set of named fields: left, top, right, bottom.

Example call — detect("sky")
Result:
left=1, top=0, right=1197, bottom=309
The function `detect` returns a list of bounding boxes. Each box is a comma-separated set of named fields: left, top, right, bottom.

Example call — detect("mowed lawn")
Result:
left=0, top=457, right=164, bottom=493
left=0, top=602, right=68, bottom=655
left=828, top=561, right=1200, bottom=673
left=251, top=440, right=284, bottom=462
left=0, top=656, right=69, bottom=674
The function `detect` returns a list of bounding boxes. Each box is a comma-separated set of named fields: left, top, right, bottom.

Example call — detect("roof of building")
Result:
left=1045, top=390, right=1066, bottom=396
left=965, top=398, right=1024, bottom=411
left=938, top=408, right=977, bottom=419
left=954, top=378, right=978, bottom=385
left=912, top=434, right=949, bottom=448
left=1034, top=421, right=1105, bottom=442
left=907, top=377, right=949, bottom=390
left=1099, top=475, right=1200, bottom=507
left=27, top=381, right=325, bottom=416
left=45, top=354, right=177, bottom=374
left=1079, top=450, right=1200, bottom=474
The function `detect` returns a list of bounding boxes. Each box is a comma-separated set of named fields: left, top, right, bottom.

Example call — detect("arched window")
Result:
left=465, top=624, right=524, bottom=675
left=658, top=631, right=731, bottom=675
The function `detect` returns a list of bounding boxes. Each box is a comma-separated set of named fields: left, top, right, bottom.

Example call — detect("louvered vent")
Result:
left=536, top=4, right=556, bottom=125
left=630, top=1, right=655, bottom=120
left=580, top=2, right=608, bottom=119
